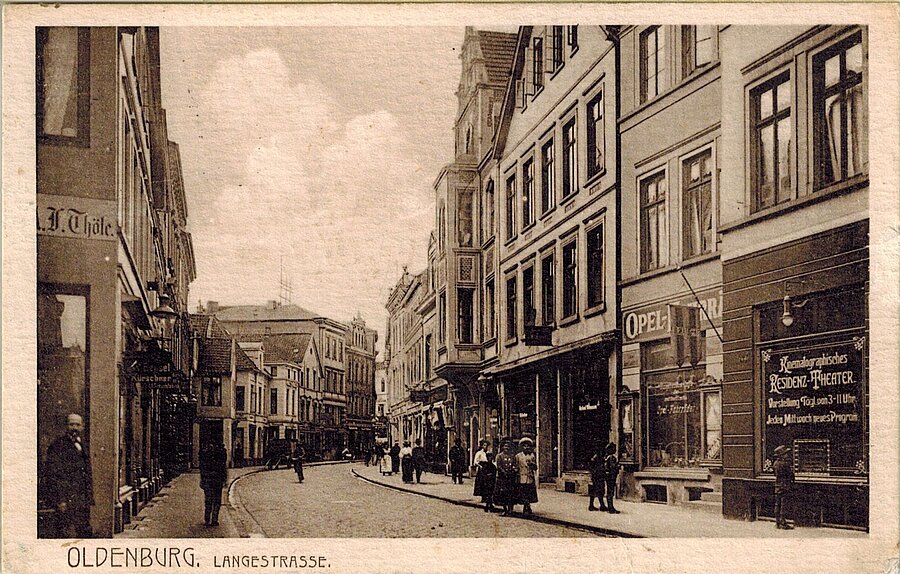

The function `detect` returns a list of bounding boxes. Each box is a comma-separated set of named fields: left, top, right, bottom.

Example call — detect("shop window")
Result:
left=562, top=118, right=578, bottom=199
left=587, top=223, right=605, bottom=309
left=682, top=25, right=715, bottom=78
left=505, top=174, right=517, bottom=241
left=202, top=377, right=222, bottom=407
left=618, top=396, right=637, bottom=463
left=523, top=266, right=535, bottom=327
left=36, top=27, right=90, bottom=144
left=522, top=158, right=534, bottom=228
left=751, top=72, right=792, bottom=211
left=37, top=286, right=89, bottom=515
left=586, top=90, right=605, bottom=179
left=541, top=252, right=555, bottom=325
left=813, top=31, right=865, bottom=189
left=640, top=26, right=668, bottom=103
left=505, top=275, right=518, bottom=341
left=457, top=287, right=474, bottom=344
left=640, top=170, right=669, bottom=272
left=562, top=240, right=578, bottom=319
left=507, top=377, right=536, bottom=440
left=682, top=150, right=713, bottom=259
left=236, top=386, right=246, bottom=412
left=540, top=139, right=555, bottom=214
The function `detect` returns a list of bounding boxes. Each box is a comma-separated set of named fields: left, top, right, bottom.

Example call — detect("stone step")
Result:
left=700, top=491, right=722, bottom=503
left=682, top=499, right=723, bottom=514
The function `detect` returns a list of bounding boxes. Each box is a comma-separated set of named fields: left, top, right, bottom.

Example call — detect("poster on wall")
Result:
left=762, top=336, right=867, bottom=477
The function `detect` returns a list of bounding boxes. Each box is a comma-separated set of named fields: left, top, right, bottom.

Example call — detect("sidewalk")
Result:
left=352, top=464, right=867, bottom=538
left=115, top=467, right=258, bottom=539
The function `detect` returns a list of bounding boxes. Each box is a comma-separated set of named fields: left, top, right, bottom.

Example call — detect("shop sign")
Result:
left=762, top=337, right=866, bottom=476
left=37, top=194, right=117, bottom=241
left=623, top=288, right=722, bottom=343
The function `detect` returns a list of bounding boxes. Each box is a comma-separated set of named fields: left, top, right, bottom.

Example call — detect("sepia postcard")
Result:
left=2, top=2, right=898, bottom=573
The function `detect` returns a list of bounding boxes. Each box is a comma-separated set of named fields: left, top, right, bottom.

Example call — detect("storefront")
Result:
left=721, top=222, right=868, bottom=530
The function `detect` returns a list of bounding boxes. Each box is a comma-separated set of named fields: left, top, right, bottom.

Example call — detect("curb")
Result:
left=228, top=461, right=352, bottom=538
left=350, top=468, right=643, bottom=538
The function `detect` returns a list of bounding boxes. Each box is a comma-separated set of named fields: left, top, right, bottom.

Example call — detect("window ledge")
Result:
left=549, top=63, right=565, bottom=81
left=531, top=85, right=544, bottom=101
left=540, top=206, right=557, bottom=221
left=503, top=337, right=518, bottom=348
left=584, top=169, right=606, bottom=191
left=719, top=174, right=868, bottom=234
left=558, top=314, right=580, bottom=328
left=504, top=236, right=518, bottom=248
left=521, top=221, right=536, bottom=234
left=620, top=264, right=678, bottom=287
left=584, top=302, right=607, bottom=319
left=559, top=191, right=579, bottom=207
left=482, top=337, right=497, bottom=348
left=634, top=468, right=711, bottom=481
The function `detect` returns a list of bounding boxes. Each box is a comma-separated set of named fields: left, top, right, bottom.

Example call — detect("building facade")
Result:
left=36, top=27, right=196, bottom=537
left=717, top=25, right=868, bottom=530
left=345, top=315, right=378, bottom=457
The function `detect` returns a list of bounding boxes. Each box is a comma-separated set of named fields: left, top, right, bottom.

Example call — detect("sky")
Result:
left=160, top=27, right=472, bottom=349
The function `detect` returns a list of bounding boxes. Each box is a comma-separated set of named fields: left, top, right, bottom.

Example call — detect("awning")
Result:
left=121, top=292, right=151, bottom=330
left=482, top=329, right=618, bottom=377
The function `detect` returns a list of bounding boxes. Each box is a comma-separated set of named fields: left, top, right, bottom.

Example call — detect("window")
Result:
left=640, top=170, right=669, bottom=272
left=506, top=276, right=517, bottom=341
left=751, top=73, right=792, bottom=211
left=682, top=25, right=714, bottom=77
left=541, top=253, right=555, bottom=325
left=523, top=266, right=535, bottom=327
left=438, top=291, right=447, bottom=345
left=562, top=240, right=578, bottom=319
left=458, top=288, right=474, bottom=344
left=541, top=139, right=555, bottom=213
left=586, top=91, right=605, bottom=179
left=270, top=388, right=278, bottom=415
left=522, top=158, right=534, bottom=228
left=485, top=279, right=496, bottom=340
left=505, top=174, right=517, bottom=240
left=36, top=27, right=90, bottom=144
left=532, top=36, right=544, bottom=92
left=567, top=26, right=579, bottom=53
left=813, top=32, right=865, bottom=189
left=587, top=224, right=604, bottom=309
left=562, top=118, right=578, bottom=199
left=458, top=188, right=473, bottom=247
left=683, top=150, right=713, bottom=259
left=484, top=180, right=495, bottom=241
left=236, top=386, right=246, bottom=412
left=424, top=334, right=432, bottom=375
left=202, top=378, right=222, bottom=407
left=640, top=26, right=668, bottom=102
left=550, top=26, right=564, bottom=71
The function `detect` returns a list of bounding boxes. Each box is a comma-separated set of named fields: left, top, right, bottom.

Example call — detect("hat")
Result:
left=774, top=445, right=791, bottom=456
left=519, top=437, right=534, bottom=446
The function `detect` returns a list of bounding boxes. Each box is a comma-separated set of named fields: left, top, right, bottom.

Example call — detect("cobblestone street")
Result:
left=234, top=463, right=597, bottom=538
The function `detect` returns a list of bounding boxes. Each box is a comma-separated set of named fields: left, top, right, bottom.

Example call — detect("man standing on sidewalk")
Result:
left=44, top=413, right=94, bottom=538
left=412, top=439, right=427, bottom=483
left=773, top=445, right=794, bottom=529
left=199, top=442, right=227, bottom=527
left=448, top=438, right=467, bottom=484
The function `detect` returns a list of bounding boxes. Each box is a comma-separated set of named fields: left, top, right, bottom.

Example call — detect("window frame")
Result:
left=540, top=138, right=556, bottom=215
left=532, top=35, right=545, bottom=95
left=505, top=274, right=518, bottom=343
left=541, top=250, right=556, bottom=326
left=505, top=172, right=517, bottom=241
left=586, top=87, right=606, bottom=181
left=749, top=70, right=793, bottom=213
left=522, top=156, right=535, bottom=229
left=522, top=263, right=536, bottom=328
left=680, top=147, right=715, bottom=261
left=586, top=220, right=605, bottom=312
left=36, top=27, right=91, bottom=146
left=550, top=25, right=565, bottom=72
left=639, top=168, right=669, bottom=273
left=561, top=238, right=578, bottom=320
left=561, top=115, right=579, bottom=200
left=681, top=25, right=716, bottom=79
left=640, top=26, right=668, bottom=103
left=567, top=25, right=579, bottom=55
left=457, top=287, right=475, bottom=344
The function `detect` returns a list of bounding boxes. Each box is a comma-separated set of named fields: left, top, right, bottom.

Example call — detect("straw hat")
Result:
left=774, top=445, right=791, bottom=456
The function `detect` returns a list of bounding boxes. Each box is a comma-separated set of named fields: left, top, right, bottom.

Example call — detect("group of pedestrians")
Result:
left=473, top=437, right=540, bottom=516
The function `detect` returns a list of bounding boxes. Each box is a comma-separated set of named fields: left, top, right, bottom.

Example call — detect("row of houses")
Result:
left=384, top=25, right=868, bottom=530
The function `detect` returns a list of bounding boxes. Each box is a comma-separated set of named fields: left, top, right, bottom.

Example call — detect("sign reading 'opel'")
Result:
left=37, top=194, right=117, bottom=241
left=623, top=289, right=722, bottom=343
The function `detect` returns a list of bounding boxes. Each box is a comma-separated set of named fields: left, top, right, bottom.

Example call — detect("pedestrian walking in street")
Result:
left=773, top=444, right=795, bottom=529
left=475, top=451, right=497, bottom=512
left=588, top=443, right=608, bottom=511
left=603, top=442, right=621, bottom=514
left=43, top=413, right=94, bottom=538
left=515, top=437, right=538, bottom=515
left=199, top=442, right=228, bottom=526
left=389, top=442, right=401, bottom=475
left=293, top=443, right=306, bottom=483
left=448, top=438, right=467, bottom=484
left=400, top=441, right=414, bottom=483
left=412, top=439, right=427, bottom=483
left=493, top=438, right=518, bottom=516
left=472, top=439, right=489, bottom=499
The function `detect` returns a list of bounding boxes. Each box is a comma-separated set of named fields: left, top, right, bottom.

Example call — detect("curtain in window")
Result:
left=686, top=181, right=712, bottom=256
left=704, top=392, right=721, bottom=460
left=42, top=27, right=80, bottom=136
left=825, top=83, right=864, bottom=183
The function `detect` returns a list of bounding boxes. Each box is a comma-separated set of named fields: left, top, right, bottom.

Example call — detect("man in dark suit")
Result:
left=773, top=444, right=795, bottom=529
left=44, top=414, right=93, bottom=538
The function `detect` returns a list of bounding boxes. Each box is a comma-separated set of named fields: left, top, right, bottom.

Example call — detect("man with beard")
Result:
left=44, top=413, right=94, bottom=538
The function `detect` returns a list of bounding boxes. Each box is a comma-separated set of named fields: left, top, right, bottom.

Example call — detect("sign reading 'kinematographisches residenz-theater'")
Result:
left=36, top=193, right=117, bottom=241
left=762, top=337, right=866, bottom=476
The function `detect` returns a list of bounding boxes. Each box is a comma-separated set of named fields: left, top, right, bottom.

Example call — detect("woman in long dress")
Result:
left=492, top=439, right=518, bottom=516
left=515, top=437, right=538, bottom=515
left=399, top=441, right=414, bottom=483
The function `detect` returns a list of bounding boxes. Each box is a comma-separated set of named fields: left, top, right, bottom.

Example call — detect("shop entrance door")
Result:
left=569, top=356, right=610, bottom=471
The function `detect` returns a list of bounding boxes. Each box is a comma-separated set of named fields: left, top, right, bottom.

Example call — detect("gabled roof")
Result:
left=259, top=333, right=314, bottom=365
left=477, top=30, right=518, bottom=85
left=189, top=313, right=231, bottom=338
left=234, top=344, right=259, bottom=372
left=214, top=304, right=321, bottom=323
left=492, top=27, right=531, bottom=161
left=196, top=338, right=232, bottom=375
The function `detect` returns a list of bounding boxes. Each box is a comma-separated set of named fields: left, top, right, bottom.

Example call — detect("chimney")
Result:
left=207, top=301, right=219, bottom=314
left=267, top=300, right=278, bottom=310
